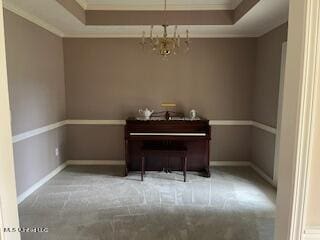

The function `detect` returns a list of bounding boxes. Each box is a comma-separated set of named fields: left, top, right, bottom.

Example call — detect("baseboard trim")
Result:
left=56, top=160, right=276, bottom=188
left=304, top=227, right=320, bottom=239
left=208, top=120, right=252, bottom=126
left=17, top=162, right=68, bottom=204
left=250, top=163, right=276, bottom=187
left=210, top=161, right=251, bottom=166
left=210, top=161, right=275, bottom=187
left=17, top=160, right=124, bottom=204
left=66, top=160, right=125, bottom=165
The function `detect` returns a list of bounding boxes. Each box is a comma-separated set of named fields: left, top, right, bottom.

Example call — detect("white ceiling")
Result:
left=76, top=0, right=243, bottom=10
left=3, top=0, right=289, bottom=38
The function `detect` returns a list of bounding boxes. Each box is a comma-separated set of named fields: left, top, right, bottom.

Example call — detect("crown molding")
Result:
left=231, top=0, right=243, bottom=9
left=75, top=0, right=88, bottom=10
left=66, top=0, right=243, bottom=11
left=77, top=0, right=244, bottom=11
left=84, top=3, right=235, bottom=11
left=3, top=1, right=65, bottom=37
left=256, top=18, right=288, bottom=37
left=64, top=32, right=258, bottom=38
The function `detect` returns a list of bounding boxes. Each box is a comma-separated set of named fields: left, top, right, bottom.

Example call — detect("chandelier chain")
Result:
left=164, top=0, right=167, bottom=24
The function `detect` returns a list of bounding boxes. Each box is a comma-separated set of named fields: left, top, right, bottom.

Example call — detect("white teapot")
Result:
left=139, top=108, right=154, bottom=119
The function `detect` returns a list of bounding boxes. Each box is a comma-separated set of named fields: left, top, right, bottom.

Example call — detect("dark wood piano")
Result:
left=125, top=117, right=211, bottom=177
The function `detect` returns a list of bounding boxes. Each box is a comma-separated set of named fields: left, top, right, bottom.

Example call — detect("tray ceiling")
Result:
left=3, top=0, right=289, bottom=38
left=76, top=0, right=244, bottom=10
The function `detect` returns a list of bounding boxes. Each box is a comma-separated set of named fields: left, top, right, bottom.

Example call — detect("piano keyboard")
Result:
left=129, top=133, right=206, bottom=136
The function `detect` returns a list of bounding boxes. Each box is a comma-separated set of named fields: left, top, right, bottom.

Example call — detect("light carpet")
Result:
left=18, top=166, right=276, bottom=240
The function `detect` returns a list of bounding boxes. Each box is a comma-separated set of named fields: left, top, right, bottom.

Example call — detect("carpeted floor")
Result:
left=18, top=166, right=276, bottom=240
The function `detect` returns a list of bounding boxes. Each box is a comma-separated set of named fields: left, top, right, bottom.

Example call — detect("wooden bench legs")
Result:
left=141, top=156, right=145, bottom=181
left=183, top=156, right=187, bottom=182
left=141, top=155, right=187, bottom=182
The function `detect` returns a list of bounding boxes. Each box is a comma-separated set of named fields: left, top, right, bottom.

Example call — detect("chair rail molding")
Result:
left=12, top=120, right=67, bottom=143
left=12, top=119, right=277, bottom=143
left=251, top=121, right=277, bottom=134
left=66, top=119, right=126, bottom=125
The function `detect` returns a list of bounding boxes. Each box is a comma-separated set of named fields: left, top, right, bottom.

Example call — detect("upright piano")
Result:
left=125, top=117, right=211, bottom=177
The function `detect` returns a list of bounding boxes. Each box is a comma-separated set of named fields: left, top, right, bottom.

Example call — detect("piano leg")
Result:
left=124, top=139, right=128, bottom=177
left=204, top=168, right=211, bottom=178
left=167, top=155, right=172, bottom=173
left=204, top=140, right=211, bottom=178
left=184, top=156, right=187, bottom=182
left=141, top=156, right=145, bottom=181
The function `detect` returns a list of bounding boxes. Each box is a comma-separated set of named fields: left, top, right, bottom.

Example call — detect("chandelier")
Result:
left=140, top=0, right=191, bottom=57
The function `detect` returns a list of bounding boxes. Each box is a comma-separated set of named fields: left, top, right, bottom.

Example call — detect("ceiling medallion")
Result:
left=140, top=0, right=191, bottom=57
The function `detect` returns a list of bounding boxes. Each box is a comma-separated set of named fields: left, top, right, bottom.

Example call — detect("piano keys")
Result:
left=125, top=118, right=211, bottom=177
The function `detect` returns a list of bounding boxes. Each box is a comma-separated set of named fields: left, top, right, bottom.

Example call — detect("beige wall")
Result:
left=13, top=127, right=66, bottom=194
left=4, top=10, right=66, bottom=135
left=63, top=38, right=256, bottom=162
left=67, top=125, right=124, bottom=160
left=251, top=128, right=276, bottom=177
left=64, top=38, right=256, bottom=120
left=211, top=125, right=252, bottom=162
left=4, top=10, right=66, bottom=195
left=253, top=23, right=288, bottom=128
left=251, top=23, right=288, bottom=178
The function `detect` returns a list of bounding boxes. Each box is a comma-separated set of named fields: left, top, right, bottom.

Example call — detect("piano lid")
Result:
left=128, top=116, right=206, bottom=121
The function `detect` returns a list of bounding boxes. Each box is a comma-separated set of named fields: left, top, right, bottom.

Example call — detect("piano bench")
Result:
left=141, top=145, right=188, bottom=182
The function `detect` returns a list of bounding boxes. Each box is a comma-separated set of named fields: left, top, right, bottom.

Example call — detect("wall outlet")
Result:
left=55, top=148, right=59, bottom=157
